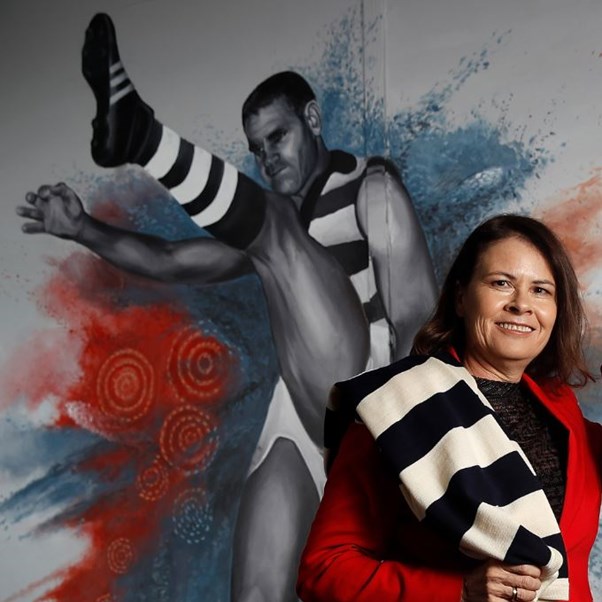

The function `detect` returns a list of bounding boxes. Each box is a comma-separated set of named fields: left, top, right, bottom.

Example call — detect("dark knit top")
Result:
left=476, top=378, right=568, bottom=521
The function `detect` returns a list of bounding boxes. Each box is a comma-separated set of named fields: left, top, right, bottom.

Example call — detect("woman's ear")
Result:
left=304, top=100, right=322, bottom=136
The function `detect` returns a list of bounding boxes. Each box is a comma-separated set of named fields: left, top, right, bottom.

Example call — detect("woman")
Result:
left=297, top=215, right=602, bottom=602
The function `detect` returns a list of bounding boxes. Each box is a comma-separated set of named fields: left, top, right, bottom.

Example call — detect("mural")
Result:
left=1, top=1, right=601, bottom=601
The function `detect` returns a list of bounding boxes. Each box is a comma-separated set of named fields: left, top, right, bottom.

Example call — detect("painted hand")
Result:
left=18, top=182, right=87, bottom=239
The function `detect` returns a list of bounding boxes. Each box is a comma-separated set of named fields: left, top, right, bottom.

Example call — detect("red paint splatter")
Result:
left=0, top=251, right=240, bottom=601
left=537, top=169, right=602, bottom=283
left=536, top=169, right=602, bottom=357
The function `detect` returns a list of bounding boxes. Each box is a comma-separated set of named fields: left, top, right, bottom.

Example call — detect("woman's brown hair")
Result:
left=413, top=214, right=593, bottom=386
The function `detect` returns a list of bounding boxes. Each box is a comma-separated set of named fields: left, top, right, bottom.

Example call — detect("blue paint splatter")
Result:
left=396, top=118, right=541, bottom=281
left=298, top=11, right=546, bottom=282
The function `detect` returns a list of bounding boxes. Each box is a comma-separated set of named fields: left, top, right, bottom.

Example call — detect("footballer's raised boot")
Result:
left=82, top=12, right=159, bottom=167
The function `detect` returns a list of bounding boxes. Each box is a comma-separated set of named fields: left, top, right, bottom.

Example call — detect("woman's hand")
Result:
left=462, top=559, right=542, bottom=601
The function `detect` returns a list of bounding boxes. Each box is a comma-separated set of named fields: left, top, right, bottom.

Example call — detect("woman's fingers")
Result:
left=463, top=561, right=542, bottom=601
left=503, top=564, right=542, bottom=578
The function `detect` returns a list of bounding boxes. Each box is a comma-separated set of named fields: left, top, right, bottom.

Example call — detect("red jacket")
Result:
left=297, top=374, right=602, bottom=602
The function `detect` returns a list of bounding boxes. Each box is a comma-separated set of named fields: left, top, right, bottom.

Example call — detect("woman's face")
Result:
left=456, top=236, right=558, bottom=381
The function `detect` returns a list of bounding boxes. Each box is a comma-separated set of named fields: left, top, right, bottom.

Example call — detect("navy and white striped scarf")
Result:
left=329, top=352, right=568, bottom=601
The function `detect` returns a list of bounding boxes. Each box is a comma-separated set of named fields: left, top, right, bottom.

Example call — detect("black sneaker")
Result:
left=81, top=13, right=155, bottom=167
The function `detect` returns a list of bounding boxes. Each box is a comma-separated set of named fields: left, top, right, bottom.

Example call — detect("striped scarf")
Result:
left=329, top=352, right=568, bottom=601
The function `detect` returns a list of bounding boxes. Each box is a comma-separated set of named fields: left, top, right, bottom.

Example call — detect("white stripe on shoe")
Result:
left=110, top=71, right=128, bottom=87
left=110, top=83, right=134, bottom=105
left=108, top=60, right=134, bottom=105
left=109, top=60, right=124, bottom=75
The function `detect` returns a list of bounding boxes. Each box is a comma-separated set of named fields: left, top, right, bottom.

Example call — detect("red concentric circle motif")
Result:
left=167, top=328, right=233, bottom=404
left=106, top=537, right=135, bottom=574
left=159, top=406, right=217, bottom=472
left=136, top=456, right=170, bottom=502
left=96, top=348, right=155, bottom=423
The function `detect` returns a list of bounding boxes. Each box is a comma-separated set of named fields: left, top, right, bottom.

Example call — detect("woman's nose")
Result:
left=506, top=289, right=532, bottom=314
